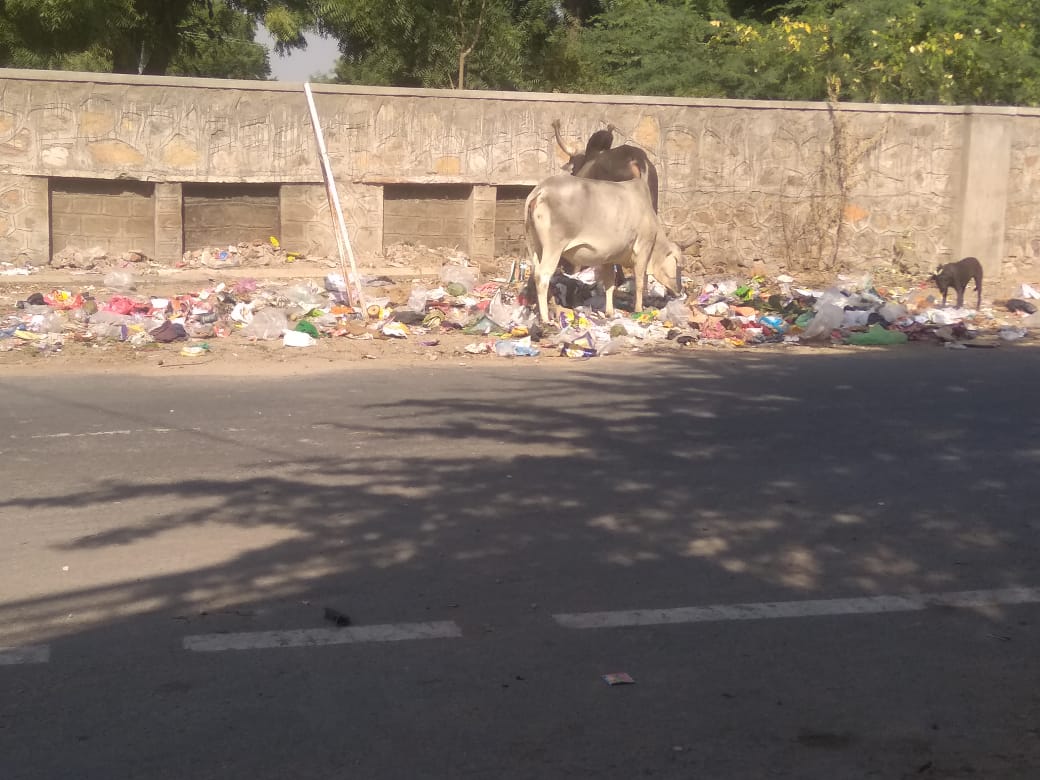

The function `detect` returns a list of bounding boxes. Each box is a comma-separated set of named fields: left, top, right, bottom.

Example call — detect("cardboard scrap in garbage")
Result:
left=602, top=672, right=635, bottom=686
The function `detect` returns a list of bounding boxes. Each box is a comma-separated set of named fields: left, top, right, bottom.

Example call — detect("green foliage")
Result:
left=556, top=0, right=1040, bottom=105
left=0, top=0, right=308, bottom=76
left=704, top=0, right=1040, bottom=105
left=327, top=0, right=551, bottom=89
left=5, top=0, right=1040, bottom=104
left=569, top=0, right=733, bottom=96
left=168, top=3, right=272, bottom=80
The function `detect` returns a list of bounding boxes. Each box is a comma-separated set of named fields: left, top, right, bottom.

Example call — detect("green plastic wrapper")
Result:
left=846, top=324, right=908, bottom=346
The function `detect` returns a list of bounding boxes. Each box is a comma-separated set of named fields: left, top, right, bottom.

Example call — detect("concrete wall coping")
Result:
left=4, top=66, right=1040, bottom=118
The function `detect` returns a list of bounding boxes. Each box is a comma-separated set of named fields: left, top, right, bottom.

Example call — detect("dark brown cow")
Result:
left=552, top=119, right=660, bottom=212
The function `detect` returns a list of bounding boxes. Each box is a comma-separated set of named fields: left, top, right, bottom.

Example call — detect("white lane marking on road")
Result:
left=183, top=621, right=463, bottom=652
left=18, top=424, right=333, bottom=441
left=0, top=645, right=50, bottom=665
left=27, top=428, right=174, bottom=440
left=553, top=587, right=1040, bottom=630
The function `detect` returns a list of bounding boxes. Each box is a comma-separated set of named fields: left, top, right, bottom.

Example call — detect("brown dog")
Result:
left=932, top=256, right=983, bottom=309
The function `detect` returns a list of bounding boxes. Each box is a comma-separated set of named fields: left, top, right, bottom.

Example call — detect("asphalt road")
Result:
left=2, top=348, right=1039, bottom=779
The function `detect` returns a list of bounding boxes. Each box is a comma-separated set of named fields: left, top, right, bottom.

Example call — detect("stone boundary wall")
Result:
left=2, top=68, right=1040, bottom=283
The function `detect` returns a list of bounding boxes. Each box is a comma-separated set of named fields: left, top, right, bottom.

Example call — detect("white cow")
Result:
left=524, top=174, right=684, bottom=324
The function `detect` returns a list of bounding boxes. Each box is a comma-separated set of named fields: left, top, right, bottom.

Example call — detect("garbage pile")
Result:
left=448, top=270, right=1040, bottom=357
left=2, top=260, right=1039, bottom=360
left=50, top=246, right=153, bottom=271
left=669, top=274, right=1040, bottom=350
left=0, top=260, right=525, bottom=357
left=179, top=238, right=317, bottom=269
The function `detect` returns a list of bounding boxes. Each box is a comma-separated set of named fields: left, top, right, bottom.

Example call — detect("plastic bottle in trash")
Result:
left=494, top=338, right=540, bottom=357
left=88, top=322, right=128, bottom=341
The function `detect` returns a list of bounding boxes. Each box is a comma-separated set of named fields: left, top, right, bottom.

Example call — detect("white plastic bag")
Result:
left=406, top=286, right=430, bottom=312
left=801, top=288, right=848, bottom=339
left=879, top=302, right=908, bottom=323
left=283, top=329, right=316, bottom=347
left=284, top=283, right=325, bottom=309
left=662, top=298, right=692, bottom=326
left=489, top=291, right=525, bottom=328
left=103, top=270, right=135, bottom=291
left=440, top=264, right=478, bottom=292
left=242, top=308, right=288, bottom=340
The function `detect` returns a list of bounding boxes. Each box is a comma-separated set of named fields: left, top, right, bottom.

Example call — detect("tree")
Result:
left=703, top=0, right=1040, bottom=105
left=565, top=0, right=734, bottom=96
left=455, top=0, right=487, bottom=89
left=0, top=0, right=312, bottom=76
left=167, top=2, right=272, bottom=80
left=324, top=0, right=587, bottom=90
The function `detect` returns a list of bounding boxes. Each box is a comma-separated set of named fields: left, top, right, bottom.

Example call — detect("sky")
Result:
left=255, top=27, right=341, bottom=82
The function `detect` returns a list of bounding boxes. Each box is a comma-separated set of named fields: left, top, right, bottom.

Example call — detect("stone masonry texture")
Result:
left=2, top=69, right=1040, bottom=281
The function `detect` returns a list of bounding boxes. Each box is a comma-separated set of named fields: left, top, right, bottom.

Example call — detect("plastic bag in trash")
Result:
left=284, top=283, right=325, bottom=309
left=998, top=327, right=1028, bottom=341
left=406, top=286, right=430, bottom=312
left=878, top=302, right=908, bottom=323
left=493, top=337, right=540, bottom=357
left=32, top=311, right=67, bottom=334
left=488, top=291, right=526, bottom=329
left=242, top=308, right=288, bottom=340
left=89, top=311, right=133, bottom=326
left=230, top=301, right=254, bottom=324
left=103, top=270, right=136, bottom=291
left=841, top=310, right=871, bottom=328
left=324, top=274, right=348, bottom=293
left=440, top=264, right=479, bottom=292
left=184, top=320, right=215, bottom=339
left=597, top=337, right=633, bottom=355
left=283, top=329, right=316, bottom=347
left=845, top=324, right=908, bottom=346
left=560, top=331, right=597, bottom=358
left=87, top=322, right=128, bottom=341
left=801, top=288, right=848, bottom=339
left=662, top=298, right=692, bottom=326
left=916, top=307, right=972, bottom=325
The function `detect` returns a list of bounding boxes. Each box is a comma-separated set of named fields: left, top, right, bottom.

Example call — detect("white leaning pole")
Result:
left=304, top=82, right=365, bottom=310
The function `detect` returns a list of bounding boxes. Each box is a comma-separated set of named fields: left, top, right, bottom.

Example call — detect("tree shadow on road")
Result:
left=2, top=347, right=1038, bottom=639
left=1, top=347, right=1039, bottom=779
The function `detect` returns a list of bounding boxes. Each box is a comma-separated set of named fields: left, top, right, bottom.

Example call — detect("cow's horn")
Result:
left=552, top=119, right=577, bottom=157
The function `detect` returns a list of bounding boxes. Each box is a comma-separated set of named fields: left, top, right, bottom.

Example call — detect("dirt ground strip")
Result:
left=2, top=247, right=1039, bottom=377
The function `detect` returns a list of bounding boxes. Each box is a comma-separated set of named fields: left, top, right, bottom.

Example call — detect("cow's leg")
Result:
left=633, top=266, right=646, bottom=314
left=596, top=264, right=616, bottom=318
left=533, top=249, right=561, bottom=324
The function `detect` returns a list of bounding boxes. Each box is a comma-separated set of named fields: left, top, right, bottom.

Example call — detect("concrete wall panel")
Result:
left=0, top=69, right=1037, bottom=279
left=49, top=178, right=154, bottom=254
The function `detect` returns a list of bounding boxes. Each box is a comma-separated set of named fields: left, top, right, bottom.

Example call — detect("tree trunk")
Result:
left=110, top=0, right=193, bottom=75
